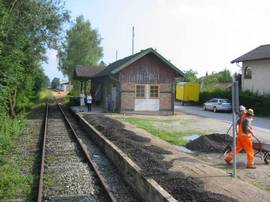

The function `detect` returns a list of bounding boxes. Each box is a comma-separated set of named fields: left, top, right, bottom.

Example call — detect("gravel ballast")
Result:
left=63, top=106, right=139, bottom=202
left=44, top=105, right=108, bottom=201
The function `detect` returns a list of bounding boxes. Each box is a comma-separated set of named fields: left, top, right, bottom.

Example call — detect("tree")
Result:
left=58, top=15, right=103, bottom=92
left=0, top=0, right=69, bottom=117
left=45, top=76, right=50, bottom=88
left=183, top=69, right=198, bottom=82
left=33, top=68, right=50, bottom=92
left=198, top=69, right=233, bottom=90
left=216, top=69, right=232, bottom=83
left=51, top=78, right=60, bottom=89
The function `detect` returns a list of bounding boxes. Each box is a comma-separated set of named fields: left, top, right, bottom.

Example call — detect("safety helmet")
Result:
left=239, top=105, right=246, bottom=111
left=247, top=108, right=254, bottom=116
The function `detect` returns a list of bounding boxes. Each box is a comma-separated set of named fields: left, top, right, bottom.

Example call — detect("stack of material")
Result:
left=186, top=133, right=233, bottom=153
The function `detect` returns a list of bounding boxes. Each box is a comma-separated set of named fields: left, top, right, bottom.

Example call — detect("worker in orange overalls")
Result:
left=225, top=109, right=256, bottom=169
left=238, top=105, right=246, bottom=121
left=237, top=105, right=247, bottom=133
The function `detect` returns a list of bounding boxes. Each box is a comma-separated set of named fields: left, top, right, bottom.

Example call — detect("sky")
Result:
left=43, top=0, right=270, bottom=81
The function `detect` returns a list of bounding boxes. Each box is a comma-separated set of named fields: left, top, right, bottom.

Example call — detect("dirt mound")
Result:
left=83, top=114, right=237, bottom=202
left=186, top=133, right=233, bottom=153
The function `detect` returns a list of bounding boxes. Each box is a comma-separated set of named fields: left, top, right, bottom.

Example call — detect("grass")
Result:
left=0, top=125, right=39, bottom=201
left=0, top=88, right=50, bottom=200
left=43, top=155, right=55, bottom=188
left=38, top=88, right=53, bottom=103
left=117, top=117, right=194, bottom=145
left=0, top=115, right=26, bottom=158
left=0, top=163, right=35, bottom=200
left=0, top=111, right=38, bottom=200
left=253, top=182, right=270, bottom=193
left=64, top=94, right=70, bottom=104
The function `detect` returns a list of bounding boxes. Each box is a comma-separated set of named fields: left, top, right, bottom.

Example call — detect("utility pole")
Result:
left=232, top=80, right=239, bottom=178
left=132, top=26, right=134, bottom=54
left=116, top=50, right=118, bottom=61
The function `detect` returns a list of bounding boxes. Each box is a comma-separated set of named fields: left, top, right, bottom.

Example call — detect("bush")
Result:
left=239, top=91, right=270, bottom=116
left=199, top=89, right=270, bottom=116
left=199, top=89, right=231, bottom=105
left=0, top=115, right=25, bottom=158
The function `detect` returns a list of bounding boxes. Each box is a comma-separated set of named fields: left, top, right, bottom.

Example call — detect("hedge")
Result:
left=199, top=89, right=270, bottom=116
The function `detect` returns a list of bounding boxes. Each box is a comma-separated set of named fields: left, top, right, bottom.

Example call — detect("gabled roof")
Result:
left=73, top=65, right=105, bottom=80
left=231, top=44, right=270, bottom=63
left=95, top=48, right=185, bottom=77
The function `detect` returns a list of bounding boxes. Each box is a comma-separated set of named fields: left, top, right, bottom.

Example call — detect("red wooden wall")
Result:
left=119, top=53, right=178, bottom=84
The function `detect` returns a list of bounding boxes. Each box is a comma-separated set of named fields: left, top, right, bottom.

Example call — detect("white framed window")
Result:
left=150, top=85, right=159, bottom=98
left=135, top=85, right=146, bottom=98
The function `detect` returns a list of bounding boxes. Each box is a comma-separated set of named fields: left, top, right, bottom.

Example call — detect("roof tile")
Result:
left=231, top=44, right=270, bottom=63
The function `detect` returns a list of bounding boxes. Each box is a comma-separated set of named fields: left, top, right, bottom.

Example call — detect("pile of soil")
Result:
left=83, top=114, right=237, bottom=202
left=186, top=133, right=233, bottom=153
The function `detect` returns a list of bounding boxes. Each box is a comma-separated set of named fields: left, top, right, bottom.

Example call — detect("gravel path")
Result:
left=44, top=105, right=108, bottom=201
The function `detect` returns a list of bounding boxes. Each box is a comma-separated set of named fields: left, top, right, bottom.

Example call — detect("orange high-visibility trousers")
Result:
left=225, top=134, right=254, bottom=166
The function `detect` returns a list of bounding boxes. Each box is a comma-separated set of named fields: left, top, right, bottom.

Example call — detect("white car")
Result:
left=203, top=98, right=232, bottom=112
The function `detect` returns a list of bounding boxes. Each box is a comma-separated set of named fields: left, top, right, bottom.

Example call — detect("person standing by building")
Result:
left=86, top=93, right=93, bottom=112
left=80, top=92, right=85, bottom=112
left=225, top=109, right=256, bottom=169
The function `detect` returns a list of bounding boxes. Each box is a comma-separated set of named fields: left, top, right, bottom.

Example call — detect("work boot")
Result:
left=246, top=162, right=256, bottom=169
left=224, top=157, right=232, bottom=165
left=246, top=165, right=256, bottom=169
left=224, top=156, right=232, bottom=165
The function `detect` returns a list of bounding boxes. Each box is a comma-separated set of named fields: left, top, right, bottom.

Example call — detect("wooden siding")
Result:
left=119, top=53, right=177, bottom=84
left=92, top=77, right=120, bottom=112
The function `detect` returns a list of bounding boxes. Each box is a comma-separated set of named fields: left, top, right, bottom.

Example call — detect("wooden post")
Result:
left=171, top=82, right=175, bottom=115
left=80, top=81, right=83, bottom=93
left=84, top=81, right=87, bottom=95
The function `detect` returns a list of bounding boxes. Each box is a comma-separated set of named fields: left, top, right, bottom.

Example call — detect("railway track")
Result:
left=37, top=104, right=137, bottom=201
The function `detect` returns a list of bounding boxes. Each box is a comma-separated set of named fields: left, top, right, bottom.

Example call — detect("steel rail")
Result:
left=37, top=104, right=48, bottom=202
left=57, top=104, right=117, bottom=202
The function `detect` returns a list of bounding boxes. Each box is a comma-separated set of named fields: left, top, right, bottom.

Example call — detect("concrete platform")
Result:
left=70, top=105, right=104, bottom=113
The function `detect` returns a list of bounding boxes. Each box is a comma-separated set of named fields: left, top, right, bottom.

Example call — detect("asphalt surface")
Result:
left=174, top=103, right=270, bottom=142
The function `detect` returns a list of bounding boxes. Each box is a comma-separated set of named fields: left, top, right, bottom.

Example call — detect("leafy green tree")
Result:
left=58, top=15, right=103, bottom=93
left=199, top=69, right=232, bottom=85
left=0, top=0, right=69, bottom=117
left=183, top=69, right=198, bottom=82
left=51, top=78, right=60, bottom=89
left=33, top=68, right=49, bottom=92
left=216, top=69, right=232, bottom=83
left=45, top=76, right=50, bottom=88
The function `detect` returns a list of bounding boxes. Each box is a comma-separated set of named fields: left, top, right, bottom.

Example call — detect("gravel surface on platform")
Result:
left=83, top=114, right=238, bottom=202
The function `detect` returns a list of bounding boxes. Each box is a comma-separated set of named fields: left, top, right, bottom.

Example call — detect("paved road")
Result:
left=174, top=104, right=270, bottom=142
